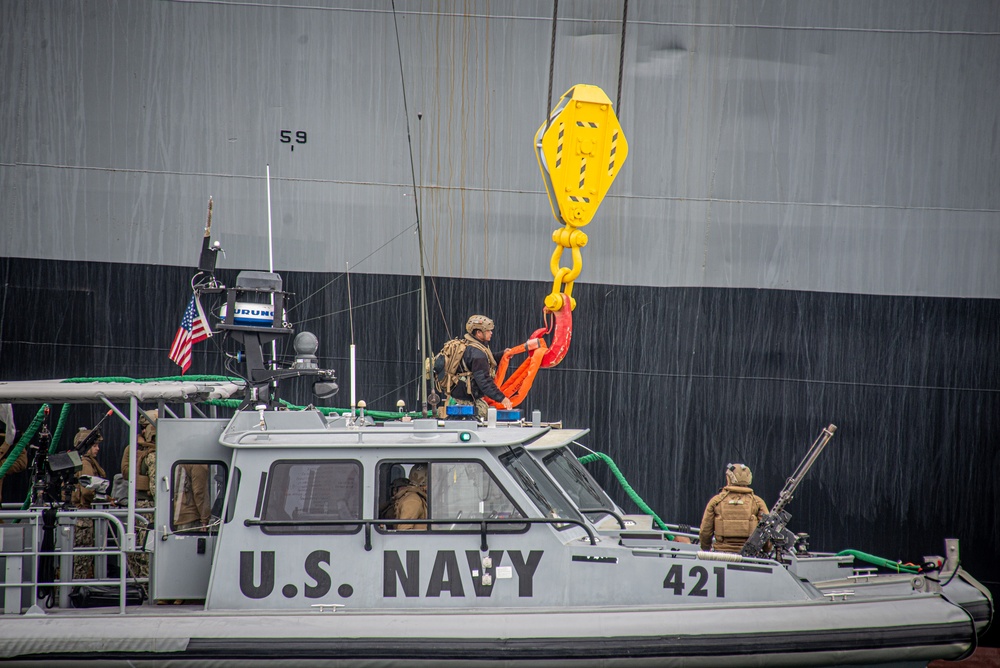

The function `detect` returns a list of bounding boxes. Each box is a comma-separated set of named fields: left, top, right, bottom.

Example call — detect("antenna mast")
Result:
left=391, top=0, right=431, bottom=416
left=266, top=164, right=277, bottom=370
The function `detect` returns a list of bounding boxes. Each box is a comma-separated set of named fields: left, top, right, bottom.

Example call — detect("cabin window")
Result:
left=541, top=448, right=618, bottom=524
left=376, top=460, right=525, bottom=532
left=500, top=448, right=583, bottom=529
left=168, top=461, right=228, bottom=535
left=261, top=460, right=361, bottom=535
left=224, top=467, right=241, bottom=524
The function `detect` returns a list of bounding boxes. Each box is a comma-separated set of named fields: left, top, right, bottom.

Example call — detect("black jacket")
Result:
left=452, top=342, right=506, bottom=403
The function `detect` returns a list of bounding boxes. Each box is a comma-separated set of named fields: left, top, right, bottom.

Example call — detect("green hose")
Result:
left=578, top=452, right=673, bottom=537
left=50, top=404, right=72, bottom=455
left=837, top=549, right=920, bottom=573
left=0, top=404, right=49, bottom=479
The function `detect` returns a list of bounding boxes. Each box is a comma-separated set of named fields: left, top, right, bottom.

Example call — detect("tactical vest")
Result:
left=465, top=336, right=498, bottom=373
left=714, top=486, right=760, bottom=541
left=121, top=442, right=155, bottom=496
left=433, top=335, right=498, bottom=396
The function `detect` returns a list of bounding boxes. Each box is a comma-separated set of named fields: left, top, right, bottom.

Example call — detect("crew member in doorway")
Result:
left=451, top=315, right=513, bottom=419
left=699, top=464, right=768, bottom=553
left=394, top=464, right=428, bottom=531
left=174, top=463, right=212, bottom=532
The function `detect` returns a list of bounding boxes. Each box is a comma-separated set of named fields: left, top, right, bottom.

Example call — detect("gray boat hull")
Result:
left=0, top=595, right=976, bottom=667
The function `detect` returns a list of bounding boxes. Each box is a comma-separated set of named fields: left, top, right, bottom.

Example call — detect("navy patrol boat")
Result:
left=0, top=269, right=992, bottom=668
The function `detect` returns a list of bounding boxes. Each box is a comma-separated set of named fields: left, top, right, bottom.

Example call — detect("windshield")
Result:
left=500, top=447, right=582, bottom=529
left=541, top=447, right=618, bottom=523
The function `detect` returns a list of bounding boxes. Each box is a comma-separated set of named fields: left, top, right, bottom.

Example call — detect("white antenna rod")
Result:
left=266, top=165, right=275, bottom=271
left=347, top=262, right=357, bottom=416
left=266, top=165, right=276, bottom=368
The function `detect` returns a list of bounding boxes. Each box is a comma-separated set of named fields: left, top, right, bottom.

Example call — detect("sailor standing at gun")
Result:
left=699, top=464, right=769, bottom=554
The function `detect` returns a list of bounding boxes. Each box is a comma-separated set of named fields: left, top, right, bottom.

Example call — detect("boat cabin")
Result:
left=153, top=409, right=769, bottom=610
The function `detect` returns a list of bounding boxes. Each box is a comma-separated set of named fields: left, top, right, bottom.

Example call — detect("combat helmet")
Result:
left=466, top=315, right=495, bottom=335
left=726, top=463, right=753, bottom=486
left=409, top=463, right=428, bottom=486
left=73, top=427, right=102, bottom=453
left=139, top=409, right=158, bottom=428
left=139, top=409, right=159, bottom=443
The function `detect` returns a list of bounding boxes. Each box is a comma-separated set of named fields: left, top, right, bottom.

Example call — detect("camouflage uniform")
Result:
left=125, top=449, right=157, bottom=580
left=71, top=429, right=106, bottom=580
left=699, top=464, right=769, bottom=554
left=451, top=396, right=491, bottom=421
left=73, top=518, right=96, bottom=580
left=121, top=411, right=157, bottom=580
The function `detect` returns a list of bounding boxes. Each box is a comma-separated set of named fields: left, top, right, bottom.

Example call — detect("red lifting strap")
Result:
left=540, top=293, right=572, bottom=368
left=487, top=293, right=574, bottom=408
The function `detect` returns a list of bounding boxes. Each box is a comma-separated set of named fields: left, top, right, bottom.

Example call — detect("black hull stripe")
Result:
left=28, top=622, right=973, bottom=662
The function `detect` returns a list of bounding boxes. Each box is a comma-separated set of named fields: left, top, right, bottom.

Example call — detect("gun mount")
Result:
left=741, top=424, right=837, bottom=560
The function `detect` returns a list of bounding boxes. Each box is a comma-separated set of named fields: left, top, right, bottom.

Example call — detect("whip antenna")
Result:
left=347, top=262, right=357, bottom=416
left=391, top=0, right=431, bottom=416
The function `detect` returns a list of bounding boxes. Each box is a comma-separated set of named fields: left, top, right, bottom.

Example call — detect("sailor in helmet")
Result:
left=72, top=425, right=108, bottom=580
left=698, top=464, right=769, bottom=553
left=450, top=315, right=513, bottom=419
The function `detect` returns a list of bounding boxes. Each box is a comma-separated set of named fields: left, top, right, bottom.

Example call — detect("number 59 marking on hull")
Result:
left=662, top=564, right=726, bottom=597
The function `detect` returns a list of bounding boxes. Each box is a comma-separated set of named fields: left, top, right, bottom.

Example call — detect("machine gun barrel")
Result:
left=771, top=423, right=836, bottom=517
left=740, top=423, right=837, bottom=559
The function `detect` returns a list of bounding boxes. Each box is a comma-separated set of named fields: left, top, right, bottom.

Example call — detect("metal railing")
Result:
left=245, top=515, right=599, bottom=552
left=0, top=507, right=152, bottom=615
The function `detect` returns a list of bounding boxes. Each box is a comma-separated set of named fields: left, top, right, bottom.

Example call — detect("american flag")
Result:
left=168, top=294, right=211, bottom=374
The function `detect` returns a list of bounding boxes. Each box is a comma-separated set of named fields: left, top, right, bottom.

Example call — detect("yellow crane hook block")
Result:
left=534, top=84, right=628, bottom=228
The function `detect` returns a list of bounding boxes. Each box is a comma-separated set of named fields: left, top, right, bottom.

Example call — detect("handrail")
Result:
left=0, top=508, right=144, bottom=614
left=244, top=515, right=599, bottom=552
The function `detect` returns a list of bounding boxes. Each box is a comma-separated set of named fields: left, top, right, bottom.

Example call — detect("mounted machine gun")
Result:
left=741, top=424, right=837, bottom=559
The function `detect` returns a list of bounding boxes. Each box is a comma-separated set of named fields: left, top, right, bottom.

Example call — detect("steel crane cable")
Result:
left=616, top=0, right=628, bottom=113
left=545, top=1, right=558, bottom=130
